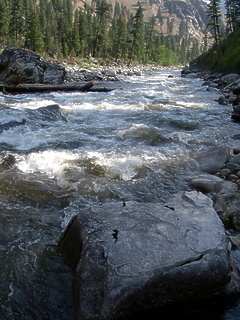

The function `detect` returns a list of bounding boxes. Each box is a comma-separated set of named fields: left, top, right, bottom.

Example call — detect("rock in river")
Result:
left=195, top=145, right=230, bottom=174
left=59, top=191, right=240, bottom=320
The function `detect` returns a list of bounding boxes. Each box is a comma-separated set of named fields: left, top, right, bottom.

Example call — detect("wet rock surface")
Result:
left=60, top=191, right=240, bottom=320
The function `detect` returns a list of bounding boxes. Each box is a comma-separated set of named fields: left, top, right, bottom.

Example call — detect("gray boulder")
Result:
left=0, top=46, right=65, bottom=84
left=232, top=104, right=240, bottom=122
left=218, top=95, right=227, bottom=105
left=213, top=191, right=240, bottom=230
left=60, top=191, right=240, bottom=320
left=181, top=66, right=199, bottom=76
left=102, top=69, right=117, bottom=78
left=195, top=145, right=230, bottom=174
left=233, top=83, right=240, bottom=95
left=221, top=74, right=240, bottom=86
left=189, top=174, right=222, bottom=193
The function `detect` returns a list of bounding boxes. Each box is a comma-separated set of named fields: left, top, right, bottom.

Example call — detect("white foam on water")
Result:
left=17, top=150, right=79, bottom=180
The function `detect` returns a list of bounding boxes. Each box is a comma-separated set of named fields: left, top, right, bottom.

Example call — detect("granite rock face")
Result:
left=60, top=191, right=240, bottom=320
left=0, top=46, right=65, bottom=84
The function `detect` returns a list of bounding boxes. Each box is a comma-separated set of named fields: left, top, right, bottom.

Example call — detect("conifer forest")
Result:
left=0, top=0, right=239, bottom=65
left=0, top=0, right=199, bottom=65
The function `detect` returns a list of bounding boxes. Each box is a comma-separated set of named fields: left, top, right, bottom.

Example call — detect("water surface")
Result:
left=0, top=69, right=240, bottom=319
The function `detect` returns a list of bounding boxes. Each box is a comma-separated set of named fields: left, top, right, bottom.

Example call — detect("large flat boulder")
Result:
left=0, top=46, right=65, bottom=84
left=59, top=191, right=240, bottom=320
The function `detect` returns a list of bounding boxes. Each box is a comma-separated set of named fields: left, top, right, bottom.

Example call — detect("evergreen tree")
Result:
left=156, top=7, right=164, bottom=33
left=0, top=0, right=10, bottom=46
left=207, top=0, right=222, bottom=55
left=114, top=15, right=128, bottom=60
left=25, top=7, right=44, bottom=53
left=92, top=0, right=112, bottom=57
left=225, top=0, right=240, bottom=32
left=79, top=8, right=92, bottom=56
left=145, top=15, right=156, bottom=62
left=70, top=9, right=81, bottom=56
left=9, top=0, right=25, bottom=44
left=0, top=0, right=202, bottom=66
left=179, top=20, right=188, bottom=38
left=128, top=4, right=144, bottom=64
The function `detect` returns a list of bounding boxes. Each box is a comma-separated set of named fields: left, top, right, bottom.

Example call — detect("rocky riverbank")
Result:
left=0, top=46, right=159, bottom=93
left=2, top=46, right=240, bottom=319
left=181, top=66, right=240, bottom=121
left=181, top=66, right=240, bottom=247
left=63, top=60, right=148, bottom=82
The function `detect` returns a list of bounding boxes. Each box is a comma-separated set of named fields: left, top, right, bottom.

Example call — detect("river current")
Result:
left=1, top=69, right=240, bottom=319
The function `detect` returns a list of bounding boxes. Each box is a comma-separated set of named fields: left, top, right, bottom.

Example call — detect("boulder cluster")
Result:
left=64, top=64, right=144, bottom=82
left=190, top=145, right=240, bottom=239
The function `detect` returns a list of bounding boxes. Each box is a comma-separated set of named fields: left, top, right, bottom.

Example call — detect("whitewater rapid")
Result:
left=1, top=69, right=240, bottom=319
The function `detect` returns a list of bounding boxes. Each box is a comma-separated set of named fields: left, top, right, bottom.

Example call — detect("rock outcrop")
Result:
left=0, top=46, right=65, bottom=84
left=59, top=191, right=240, bottom=320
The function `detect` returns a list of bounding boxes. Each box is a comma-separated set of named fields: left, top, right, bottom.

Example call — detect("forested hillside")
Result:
left=0, top=0, right=209, bottom=65
left=192, top=0, right=240, bottom=74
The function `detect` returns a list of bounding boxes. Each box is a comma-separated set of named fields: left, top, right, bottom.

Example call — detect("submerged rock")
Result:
left=31, top=104, right=67, bottom=123
left=0, top=46, right=65, bottom=84
left=0, top=119, right=26, bottom=133
left=59, top=191, right=240, bottom=320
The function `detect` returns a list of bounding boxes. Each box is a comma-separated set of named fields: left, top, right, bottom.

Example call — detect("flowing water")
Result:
left=1, top=69, right=240, bottom=319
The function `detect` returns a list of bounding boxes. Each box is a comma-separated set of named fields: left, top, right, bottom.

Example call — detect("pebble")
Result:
left=228, top=174, right=239, bottom=181
left=220, top=168, right=231, bottom=177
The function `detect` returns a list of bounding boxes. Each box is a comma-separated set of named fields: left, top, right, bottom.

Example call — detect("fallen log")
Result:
left=0, top=81, right=115, bottom=94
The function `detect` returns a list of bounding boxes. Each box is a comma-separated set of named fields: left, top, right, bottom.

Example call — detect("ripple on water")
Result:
left=1, top=70, right=240, bottom=319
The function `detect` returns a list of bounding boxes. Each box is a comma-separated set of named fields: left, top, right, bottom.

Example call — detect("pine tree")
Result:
left=92, top=0, right=112, bottom=57
left=114, top=15, right=128, bottom=60
left=145, top=15, right=156, bottom=62
left=70, top=10, right=81, bottom=56
left=9, top=0, right=25, bottom=44
left=78, top=8, right=92, bottom=56
left=225, top=0, right=240, bottom=33
left=156, top=7, right=164, bottom=33
left=128, top=4, right=144, bottom=64
left=0, top=0, right=10, bottom=47
left=207, top=0, right=222, bottom=55
left=25, top=7, right=44, bottom=53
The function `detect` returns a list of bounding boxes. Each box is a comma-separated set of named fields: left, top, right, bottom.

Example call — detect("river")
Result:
left=0, top=69, right=240, bottom=319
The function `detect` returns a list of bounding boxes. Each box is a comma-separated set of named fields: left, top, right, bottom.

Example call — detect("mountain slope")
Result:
left=76, top=0, right=208, bottom=47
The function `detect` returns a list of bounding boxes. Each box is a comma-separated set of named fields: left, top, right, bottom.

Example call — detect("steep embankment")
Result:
left=192, top=29, right=240, bottom=75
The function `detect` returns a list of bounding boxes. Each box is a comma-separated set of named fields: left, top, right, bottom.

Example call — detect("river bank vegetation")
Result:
left=194, top=0, right=240, bottom=74
left=194, top=28, right=240, bottom=74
